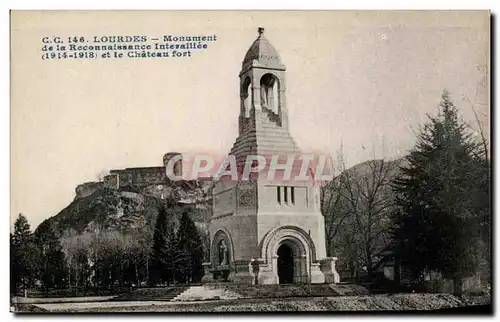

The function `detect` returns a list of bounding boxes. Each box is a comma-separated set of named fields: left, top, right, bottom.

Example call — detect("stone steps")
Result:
left=171, top=285, right=243, bottom=302
left=230, top=139, right=300, bottom=155
left=231, top=132, right=299, bottom=146
left=111, top=286, right=187, bottom=301
left=237, top=125, right=299, bottom=137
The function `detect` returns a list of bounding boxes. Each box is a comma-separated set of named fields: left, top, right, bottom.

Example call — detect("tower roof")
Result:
left=242, top=27, right=285, bottom=70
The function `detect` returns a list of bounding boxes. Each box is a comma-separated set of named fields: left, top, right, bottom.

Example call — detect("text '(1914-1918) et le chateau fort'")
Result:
left=40, top=34, right=218, bottom=60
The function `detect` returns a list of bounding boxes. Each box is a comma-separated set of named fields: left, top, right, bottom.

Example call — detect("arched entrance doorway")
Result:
left=277, top=244, right=294, bottom=284
left=261, top=226, right=318, bottom=284
left=275, top=238, right=308, bottom=284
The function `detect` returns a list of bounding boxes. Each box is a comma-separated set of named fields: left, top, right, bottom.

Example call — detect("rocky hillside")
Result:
left=36, top=180, right=213, bottom=239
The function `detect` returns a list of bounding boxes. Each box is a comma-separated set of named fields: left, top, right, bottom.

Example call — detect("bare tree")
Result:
left=321, top=148, right=353, bottom=257
left=462, top=64, right=489, bottom=162
left=322, top=147, right=399, bottom=282
left=342, top=158, right=397, bottom=281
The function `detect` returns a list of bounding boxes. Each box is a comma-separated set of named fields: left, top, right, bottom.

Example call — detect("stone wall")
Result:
left=209, top=214, right=260, bottom=262
left=109, top=166, right=166, bottom=188
left=103, top=174, right=118, bottom=189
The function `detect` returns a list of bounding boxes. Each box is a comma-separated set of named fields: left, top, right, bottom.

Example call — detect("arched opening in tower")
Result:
left=241, top=77, right=252, bottom=118
left=260, top=73, right=280, bottom=115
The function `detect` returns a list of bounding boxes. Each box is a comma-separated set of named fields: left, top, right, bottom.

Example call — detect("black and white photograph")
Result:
left=9, top=10, right=491, bottom=313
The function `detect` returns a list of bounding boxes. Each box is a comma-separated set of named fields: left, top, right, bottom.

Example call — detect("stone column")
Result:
left=279, top=87, right=288, bottom=130
left=201, top=262, right=214, bottom=283
left=257, top=256, right=279, bottom=285
left=299, top=254, right=308, bottom=284
left=319, top=257, right=340, bottom=284
left=252, top=84, right=261, bottom=112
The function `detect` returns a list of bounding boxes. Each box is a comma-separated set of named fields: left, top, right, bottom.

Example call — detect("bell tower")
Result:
left=203, top=28, right=339, bottom=285
left=231, top=27, right=300, bottom=167
left=239, top=27, right=289, bottom=136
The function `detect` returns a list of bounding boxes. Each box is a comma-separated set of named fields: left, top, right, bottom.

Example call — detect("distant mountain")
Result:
left=322, top=157, right=406, bottom=200
left=320, top=156, right=407, bottom=272
left=340, top=157, right=406, bottom=182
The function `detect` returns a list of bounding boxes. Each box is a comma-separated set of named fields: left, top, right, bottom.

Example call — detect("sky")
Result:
left=10, top=11, right=490, bottom=229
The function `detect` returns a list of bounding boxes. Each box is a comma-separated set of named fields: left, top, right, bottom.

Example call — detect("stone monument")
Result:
left=202, top=27, right=339, bottom=285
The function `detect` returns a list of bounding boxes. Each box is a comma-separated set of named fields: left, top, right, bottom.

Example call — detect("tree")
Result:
left=462, top=64, right=489, bottom=162
left=10, top=214, right=39, bottom=297
left=34, top=221, right=68, bottom=292
left=321, top=149, right=351, bottom=258
left=92, top=231, right=123, bottom=290
left=176, top=210, right=204, bottom=283
left=60, top=229, right=94, bottom=293
left=322, top=149, right=398, bottom=282
left=391, top=90, right=489, bottom=292
left=462, top=65, right=491, bottom=285
left=343, top=158, right=397, bottom=282
left=65, top=243, right=92, bottom=295
left=121, top=233, right=149, bottom=287
left=150, top=199, right=183, bottom=285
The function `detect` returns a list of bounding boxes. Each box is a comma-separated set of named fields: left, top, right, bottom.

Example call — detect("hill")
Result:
left=35, top=180, right=213, bottom=244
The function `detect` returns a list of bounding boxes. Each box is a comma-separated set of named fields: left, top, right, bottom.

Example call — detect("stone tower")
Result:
left=203, top=28, right=339, bottom=285
left=163, top=152, right=183, bottom=178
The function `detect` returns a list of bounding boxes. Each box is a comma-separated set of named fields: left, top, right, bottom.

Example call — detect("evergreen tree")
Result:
left=10, top=214, right=39, bottom=296
left=391, top=90, right=489, bottom=291
left=150, top=199, right=181, bottom=285
left=34, top=221, right=68, bottom=292
left=176, top=209, right=204, bottom=283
